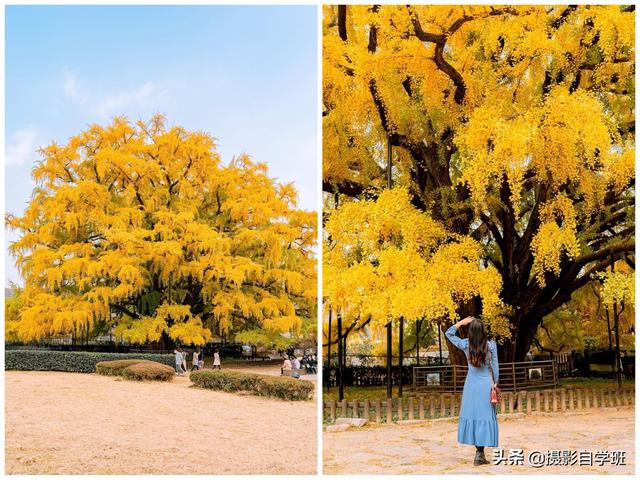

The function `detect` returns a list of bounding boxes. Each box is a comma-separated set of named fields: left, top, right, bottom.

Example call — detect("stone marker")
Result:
left=335, top=417, right=368, bottom=427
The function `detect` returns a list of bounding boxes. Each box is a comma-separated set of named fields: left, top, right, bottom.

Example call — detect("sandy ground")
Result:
left=324, top=408, right=635, bottom=475
left=5, top=366, right=317, bottom=475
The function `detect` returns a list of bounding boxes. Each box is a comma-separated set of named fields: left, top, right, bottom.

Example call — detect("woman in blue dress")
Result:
left=445, top=308, right=499, bottom=466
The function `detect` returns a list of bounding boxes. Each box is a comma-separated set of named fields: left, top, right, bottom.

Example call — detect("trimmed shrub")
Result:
left=96, top=359, right=150, bottom=376
left=121, top=361, right=175, bottom=382
left=5, top=350, right=174, bottom=373
left=190, top=370, right=314, bottom=401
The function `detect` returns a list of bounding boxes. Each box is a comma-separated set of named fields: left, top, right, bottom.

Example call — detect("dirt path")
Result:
left=5, top=370, right=317, bottom=474
left=323, top=408, right=634, bottom=475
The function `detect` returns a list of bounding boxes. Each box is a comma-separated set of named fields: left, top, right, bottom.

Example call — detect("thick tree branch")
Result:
left=338, top=5, right=348, bottom=41
left=323, top=179, right=376, bottom=198
left=408, top=6, right=520, bottom=104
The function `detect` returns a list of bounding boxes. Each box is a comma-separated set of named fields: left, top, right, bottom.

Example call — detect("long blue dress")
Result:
left=445, top=323, right=499, bottom=447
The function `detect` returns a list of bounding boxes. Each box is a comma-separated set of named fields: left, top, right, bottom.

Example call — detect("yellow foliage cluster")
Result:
left=530, top=194, right=581, bottom=285
left=6, top=116, right=317, bottom=344
left=599, top=270, right=635, bottom=308
left=324, top=188, right=510, bottom=338
left=324, top=5, right=634, bottom=188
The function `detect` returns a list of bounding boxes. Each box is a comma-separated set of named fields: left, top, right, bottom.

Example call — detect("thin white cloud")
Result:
left=94, top=81, right=158, bottom=117
left=6, top=127, right=39, bottom=167
left=61, top=70, right=168, bottom=118
left=63, top=70, right=86, bottom=103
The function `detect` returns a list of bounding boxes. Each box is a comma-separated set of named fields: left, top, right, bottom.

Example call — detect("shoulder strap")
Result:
left=487, top=343, right=496, bottom=385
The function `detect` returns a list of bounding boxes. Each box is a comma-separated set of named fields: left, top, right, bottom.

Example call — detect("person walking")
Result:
left=191, top=349, right=200, bottom=371
left=198, top=350, right=205, bottom=369
left=213, top=350, right=221, bottom=370
left=445, top=301, right=499, bottom=466
left=174, top=348, right=185, bottom=376
left=181, top=348, right=188, bottom=373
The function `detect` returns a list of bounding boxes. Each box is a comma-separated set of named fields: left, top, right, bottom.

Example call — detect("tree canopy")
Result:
left=6, top=115, right=316, bottom=346
left=323, top=5, right=635, bottom=361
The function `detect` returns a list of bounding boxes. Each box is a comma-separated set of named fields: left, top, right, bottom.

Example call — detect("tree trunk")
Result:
left=497, top=313, right=542, bottom=362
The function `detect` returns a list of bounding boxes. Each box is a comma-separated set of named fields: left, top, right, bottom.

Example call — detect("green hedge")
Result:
left=121, top=362, right=175, bottom=382
left=190, top=370, right=314, bottom=401
left=96, top=359, right=150, bottom=376
left=5, top=350, right=174, bottom=373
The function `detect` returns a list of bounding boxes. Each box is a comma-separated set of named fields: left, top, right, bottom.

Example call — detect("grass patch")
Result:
left=559, top=377, right=635, bottom=389
left=324, top=386, right=398, bottom=401
left=191, top=369, right=314, bottom=401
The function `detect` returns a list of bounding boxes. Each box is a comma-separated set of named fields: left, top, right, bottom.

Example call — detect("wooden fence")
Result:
left=323, top=385, right=635, bottom=424
left=535, top=352, right=575, bottom=376
left=413, top=360, right=557, bottom=393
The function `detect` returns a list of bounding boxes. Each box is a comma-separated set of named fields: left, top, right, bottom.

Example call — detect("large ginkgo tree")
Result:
left=7, top=115, right=317, bottom=347
left=323, top=5, right=635, bottom=361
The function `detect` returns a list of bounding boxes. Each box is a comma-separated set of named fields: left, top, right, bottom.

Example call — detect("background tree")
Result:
left=323, top=5, right=635, bottom=361
left=534, top=267, right=635, bottom=354
left=6, top=115, right=317, bottom=347
left=5, top=283, right=23, bottom=343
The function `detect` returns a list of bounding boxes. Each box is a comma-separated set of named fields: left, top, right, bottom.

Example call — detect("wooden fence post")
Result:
left=363, top=399, right=370, bottom=421
left=440, top=394, right=446, bottom=418
left=419, top=397, right=425, bottom=420
left=397, top=397, right=404, bottom=421
left=352, top=400, right=359, bottom=417
left=516, top=391, right=524, bottom=413
left=408, top=397, right=414, bottom=420
left=429, top=396, right=435, bottom=419
left=386, top=398, right=393, bottom=423
left=375, top=399, right=381, bottom=423
left=330, top=400, right=336, bottom=421
left=453, top=366, right=457, bottom=394
left=608, top=388, right=613, bottom=408
left=552, top=390, right=558, bottom=412
left=508, top=391, right=514, bottom=413
left=535, top=391, right=541, bottom=413
left=543, top=390, right=549, bottom=412
left=500, top=391, right=506, bottom=414
left=585, top=389, right=591, bottom=409
left=568, top=389, right=574, bottom=410
left=576, top=389, right=583, bottom=410
left=560, top=389, right=566, bottom=412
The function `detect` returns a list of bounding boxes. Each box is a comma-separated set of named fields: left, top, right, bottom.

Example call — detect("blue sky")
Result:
left=5, top=5, right=318, bottom=286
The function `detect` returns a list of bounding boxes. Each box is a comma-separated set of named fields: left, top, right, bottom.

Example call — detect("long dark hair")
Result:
left=468, top=318, right=488, bottom=368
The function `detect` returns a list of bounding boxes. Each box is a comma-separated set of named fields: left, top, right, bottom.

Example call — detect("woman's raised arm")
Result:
left=445, top=323, right=467, bottom=351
